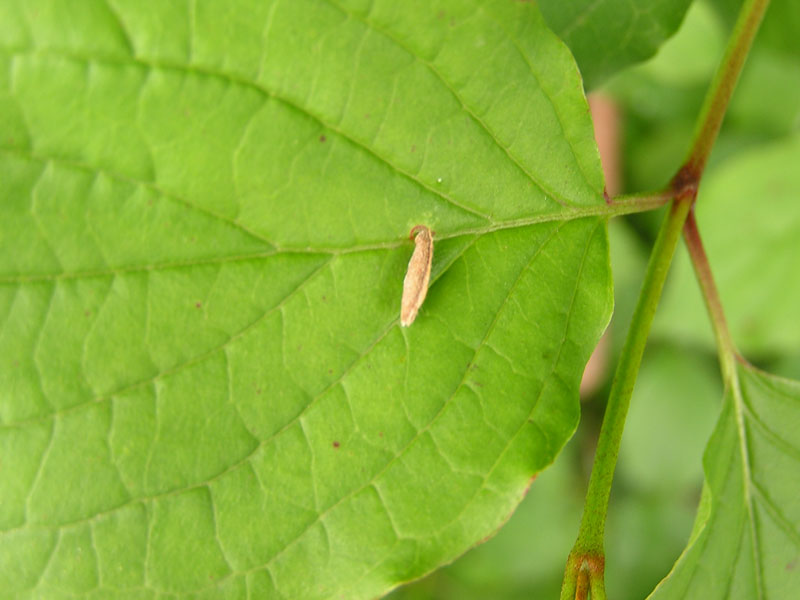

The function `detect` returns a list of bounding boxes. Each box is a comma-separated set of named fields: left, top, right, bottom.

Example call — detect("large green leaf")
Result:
left=649, top=362, right=800, bottom=598
left=0, top=1, right=614, bottom=598
left=538, top=0, right=693, bottom=89
left=654, top=134, right=800, bottom=357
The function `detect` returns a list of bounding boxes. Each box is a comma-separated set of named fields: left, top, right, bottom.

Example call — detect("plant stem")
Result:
left=562, top=199, right=691, bottom=600
left=561, top=1, right=771, bottom=595
left=567, top=195, right=691, bottom=556
left=676, top=0, right=771, bottom=184
left=683, top=210, right=738, bottom=379
left=607, top=190, right=674, bottom=212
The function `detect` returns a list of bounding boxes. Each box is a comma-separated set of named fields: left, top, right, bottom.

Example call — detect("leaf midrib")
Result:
left=0, top=142, right=639, bottom=283
left=730, top=369, right=763, bottom=597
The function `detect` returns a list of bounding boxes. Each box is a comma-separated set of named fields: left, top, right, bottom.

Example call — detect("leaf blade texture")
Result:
left=0, top=1, right=612, bottom=597
left=649, top=363, right=800, bottom=599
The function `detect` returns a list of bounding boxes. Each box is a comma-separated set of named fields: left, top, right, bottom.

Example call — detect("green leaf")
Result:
left=538, top=0, right=693, bottom=89
left=388, top=444, right=583, bottom=600
left=649, top=362, right=800, bottom=599
left=654, top=134, right=800, bottom=356
left=0, top=1, right=613, bottom=598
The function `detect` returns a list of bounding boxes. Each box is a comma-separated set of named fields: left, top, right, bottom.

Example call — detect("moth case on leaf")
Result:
left=400, top=225, right=434, bottom=327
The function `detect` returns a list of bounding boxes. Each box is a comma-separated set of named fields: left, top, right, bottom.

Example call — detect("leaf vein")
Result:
left=322, top=0, right=580, bottom=209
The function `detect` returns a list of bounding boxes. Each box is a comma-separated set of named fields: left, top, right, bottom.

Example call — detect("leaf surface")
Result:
left=649, top=362, right=800, bottom=599
left=0, top=1, right=615, bottom=598
left=538, top=0, right=693, bottom=89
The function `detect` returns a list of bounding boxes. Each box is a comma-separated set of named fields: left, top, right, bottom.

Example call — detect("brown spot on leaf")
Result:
left=332, top=441, right=340, bottom=448
left=319, top=134, right=326, bottom=142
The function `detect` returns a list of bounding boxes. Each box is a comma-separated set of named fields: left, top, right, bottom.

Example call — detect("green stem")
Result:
left=561, top=1, right=770, bottom=595
left=676, top=0, right=771, bottom=184
left=572, top=196, right=691, bottom=542
left=561, top=199, right=691, bottom=600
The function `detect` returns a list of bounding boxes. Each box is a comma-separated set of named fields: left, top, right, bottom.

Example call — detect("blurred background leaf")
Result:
left=538, top=0, right=694, bottom=90
left=709, top=0, right=800, bottom=60
left=654, top=134, right=800, bottom=361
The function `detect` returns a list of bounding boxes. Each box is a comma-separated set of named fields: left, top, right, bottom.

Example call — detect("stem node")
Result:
left=670, top=164, right=700, bottom=201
